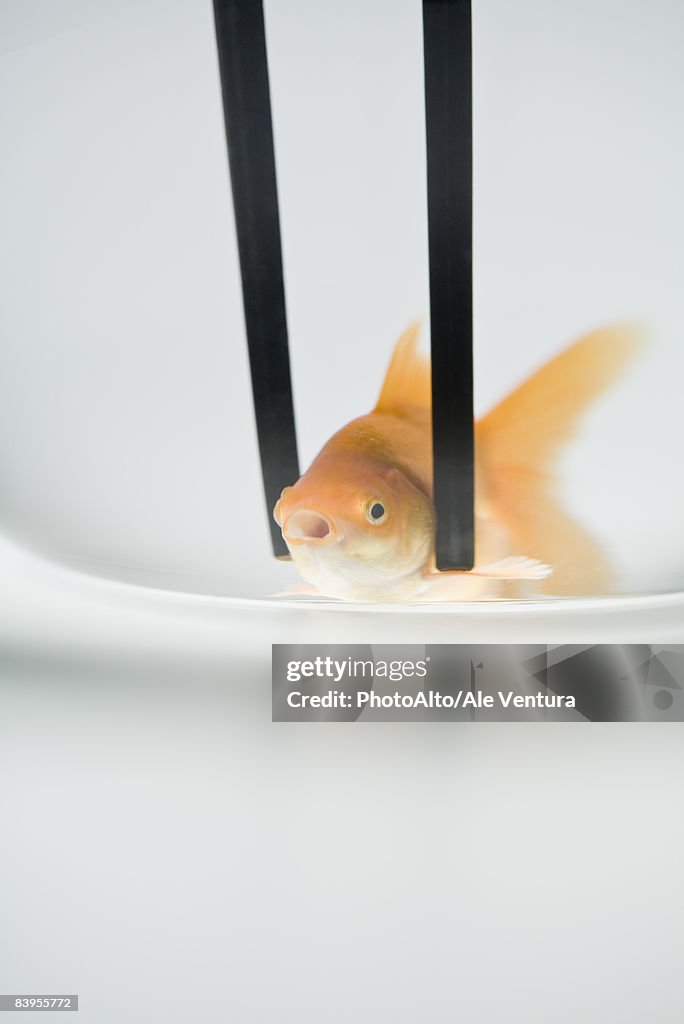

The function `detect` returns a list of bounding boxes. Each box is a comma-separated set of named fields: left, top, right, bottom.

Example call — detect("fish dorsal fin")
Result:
left=477, top=323, right=645, bottom=594
left=375, top=321, right=431, bottom=413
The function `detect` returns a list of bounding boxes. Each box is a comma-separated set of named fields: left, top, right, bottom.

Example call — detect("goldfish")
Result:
left=273, top=323, right=641, bottom=601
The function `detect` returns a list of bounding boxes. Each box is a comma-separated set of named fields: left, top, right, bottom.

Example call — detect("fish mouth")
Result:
left=283, top=509, right=340, bottom=546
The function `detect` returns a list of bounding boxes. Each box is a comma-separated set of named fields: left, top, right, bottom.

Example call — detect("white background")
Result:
left=1, top=5, right=684, bottom=1021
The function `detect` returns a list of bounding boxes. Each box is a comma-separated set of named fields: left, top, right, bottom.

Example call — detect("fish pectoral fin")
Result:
left=470, top=556, right=553, bottom=580
left=414, top=569, right=492, bottom=602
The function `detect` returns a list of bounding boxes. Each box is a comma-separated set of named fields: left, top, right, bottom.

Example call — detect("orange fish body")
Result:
left=274, top=323, right=641, bottom=601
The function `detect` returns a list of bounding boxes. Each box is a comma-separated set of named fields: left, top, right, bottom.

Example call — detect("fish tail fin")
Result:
left=477, top=324, right=646, bottom=594
left=375, top=320, right=431, bottom=413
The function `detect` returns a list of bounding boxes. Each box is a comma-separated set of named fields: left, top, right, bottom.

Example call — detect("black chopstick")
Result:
left=423, top=0, right=475, bottom=570
left=213, top=0, right=300, bottom=558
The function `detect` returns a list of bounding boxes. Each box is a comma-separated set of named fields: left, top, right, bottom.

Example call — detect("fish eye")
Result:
left=365, top=500, right=387, bottom=525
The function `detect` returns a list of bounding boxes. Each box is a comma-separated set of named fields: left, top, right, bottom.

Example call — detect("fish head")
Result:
left=274, top=463, right=434, bottom=596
